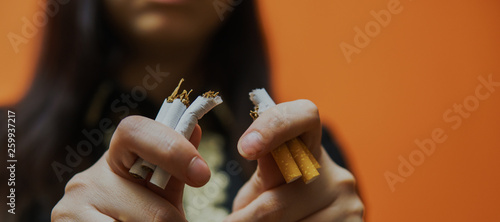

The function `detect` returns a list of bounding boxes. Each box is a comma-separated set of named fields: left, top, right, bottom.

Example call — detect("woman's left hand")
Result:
left=225, top=100, right=364, bottom=222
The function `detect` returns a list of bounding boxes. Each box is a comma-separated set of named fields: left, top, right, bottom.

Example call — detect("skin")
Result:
left=52, top=0, right=364, bottom=221
left=105, top=0, right=221, bottom=104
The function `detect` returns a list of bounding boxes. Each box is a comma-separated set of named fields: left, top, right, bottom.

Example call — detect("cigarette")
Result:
left=293, top=137, right=321, bottom=169
left=140, top=100, right=171, bottom=171
left=128, top=99, right=170, bottom=178
left=149, top=97, right=189, bottom=188
left=159, top=99, right=187, bottom=128
left=128, top=79, right=184, bottom=179
left=129, top=157, right=149, bottom=179
left=271, top=144, right=302, bottom=183
left=175, top=91, right=223, bottom=138
left=149, top=91, right=223, bottom=189
left=249, top=88, right=320, bottom=184
left=250, top=108, right=302, bottom=183
left=286, top=138, right=320, bottom=184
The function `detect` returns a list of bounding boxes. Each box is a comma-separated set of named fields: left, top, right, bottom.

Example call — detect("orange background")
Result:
left=2, top=1, right=500, bottom=221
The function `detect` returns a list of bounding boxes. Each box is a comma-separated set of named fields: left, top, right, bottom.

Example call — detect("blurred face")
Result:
left=104, top=0, right=222, bottom=50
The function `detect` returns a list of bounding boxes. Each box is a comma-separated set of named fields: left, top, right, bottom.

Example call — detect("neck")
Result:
left=119, top=42, right=207, bottom=105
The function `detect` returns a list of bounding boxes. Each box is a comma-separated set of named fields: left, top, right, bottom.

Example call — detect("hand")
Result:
left=51, top=116, right=210, bottom=221
left=226, top=100, right=364, bottom=222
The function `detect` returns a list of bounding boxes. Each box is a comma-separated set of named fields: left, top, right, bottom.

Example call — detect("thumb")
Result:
left=147, top=124, right=203, bottom=211
left=232, top=153, right=285, bottom=211
left=189, top=124, right=202, bottom=148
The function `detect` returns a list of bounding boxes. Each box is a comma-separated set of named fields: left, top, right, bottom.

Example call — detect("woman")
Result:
left=4, top=0, right=363, bottom=221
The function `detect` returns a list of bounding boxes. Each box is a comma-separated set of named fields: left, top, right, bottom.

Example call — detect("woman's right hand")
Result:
left=51, top=116, right=210, bottom=221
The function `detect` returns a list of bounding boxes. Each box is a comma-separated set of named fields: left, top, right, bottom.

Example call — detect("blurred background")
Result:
left=1, top=1, right=499, bottom=221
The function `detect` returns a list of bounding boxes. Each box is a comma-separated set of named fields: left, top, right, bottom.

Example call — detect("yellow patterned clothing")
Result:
left=183, top=132, right=230, bottom=221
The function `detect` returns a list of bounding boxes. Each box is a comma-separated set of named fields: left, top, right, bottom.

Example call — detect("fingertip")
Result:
left=237, top=131, right=264, bottom=160
left=186, top=156, right=211, bottom=187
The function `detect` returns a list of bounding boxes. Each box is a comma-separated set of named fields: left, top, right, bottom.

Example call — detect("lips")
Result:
left=148, top=0, right=188, bottom=4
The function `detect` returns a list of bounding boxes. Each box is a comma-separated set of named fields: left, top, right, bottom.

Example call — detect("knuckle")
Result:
left=64, top=173, right=84, bottom=193
left=51, top=203, right=72, bottom=221
left=64, top=172, right=92, bottom=194
left=334, top=169, right=357, bottom=193
left=268, top=107, right=291, bottom=132
left=254, top=193, right=285, bottom=222
left=152, top=208, right=168, bottom=222
left=269, top=107, right=289, bottom=128
left=114, top=116, right=143, bottom=141
left=150, top=205, right=177, bottom=222
left=298, top=99, right=320, bottom=124
left=298, top=99, right=319, bottom=115
left=343, top=197, right=364, bottom=219
left=55, top=173, right=96, bottom=221
left=110, top=115, right=145, bottom=154
left=351, top=199, right=365, bottom=216
left=252, top=169, right=266, bottom=190
left=119, top=115, right=143, bottom=130
left=332, top=169, right=365, bottom=218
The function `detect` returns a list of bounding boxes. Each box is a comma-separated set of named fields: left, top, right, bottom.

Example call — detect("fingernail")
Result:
left=187, top=157, right=210, bottom=186
left=238, top=131, right=263, bottom=158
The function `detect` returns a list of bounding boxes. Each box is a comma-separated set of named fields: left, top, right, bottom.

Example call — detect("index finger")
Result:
left=237, top=99, right=322, bottom=160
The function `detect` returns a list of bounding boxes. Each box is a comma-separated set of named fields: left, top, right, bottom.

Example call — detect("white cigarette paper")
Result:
left=149, top=99, right=187, bottom=188
left=176, top=95, right=223, bottom=138
left=160, top=99, right=187, bottom=128
left=129, top=99, right=170, bottom=179
left=249, top=88, right=320, bottom=184
left=149, top=94, right=223, bottom=189
left=141, top=100, right=173, bottom=171
left=249, top=88, right=276, bottom=114
left=129, top=157, right=149, bottom=179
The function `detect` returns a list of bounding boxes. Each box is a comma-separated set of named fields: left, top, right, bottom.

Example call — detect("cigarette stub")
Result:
left=129, top=157, right=149, bottom=179
left=149, top=91, right=223, bottom=189
left=249, top=88, right=320, bottom=184
left=140, top=160, right=156, bottom=172
left=286, top=138, right=320, bottom=184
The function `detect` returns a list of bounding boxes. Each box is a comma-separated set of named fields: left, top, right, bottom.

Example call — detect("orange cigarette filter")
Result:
left=249, top=88, right=320, bottom=184
left=292, top=138, right=321, bottom=169
left=251, top=109, right=302, bottom=183
left=271, top=143, right=303, bottom=183
left=286, top=138, right=320, bottom=184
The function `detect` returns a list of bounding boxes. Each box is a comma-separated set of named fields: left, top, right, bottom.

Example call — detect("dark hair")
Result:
left=3, top=0, right=269, bottom=221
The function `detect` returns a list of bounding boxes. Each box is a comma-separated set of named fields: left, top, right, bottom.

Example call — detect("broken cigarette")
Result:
left=250, top=109, right=302, bottom=183
left=293, top=137, right=321, bottom=169
left=148, top=97, right=188, bottom=187
left=129, top=99, right=170, bottom=179
left=175, top=91, right=222, bottom=138
left=129, top=157, right=149, bottom=179
left=249, top=88, right=320, bottom=184
left=140, top=100, right=171, bottom=172
left=128, top=79, right=185, bottom=179
left=286, top=138, right=320, bottom=184
left=149, top=91, right=223, bottom=189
